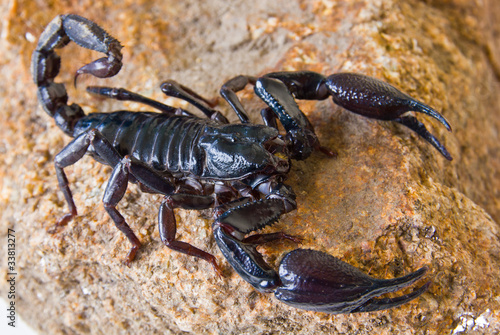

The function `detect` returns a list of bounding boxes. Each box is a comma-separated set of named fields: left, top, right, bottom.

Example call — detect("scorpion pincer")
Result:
left=32, top=14, right=451, bottom=313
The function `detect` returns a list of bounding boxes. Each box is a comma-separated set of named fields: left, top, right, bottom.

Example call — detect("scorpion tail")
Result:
left=274, top=249, right=430, bottom=314
left=31, top=14, right=122, bottom=135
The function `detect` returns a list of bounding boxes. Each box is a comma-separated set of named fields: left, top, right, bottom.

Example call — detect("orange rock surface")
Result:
left=0, top=0, right=499, bottom=334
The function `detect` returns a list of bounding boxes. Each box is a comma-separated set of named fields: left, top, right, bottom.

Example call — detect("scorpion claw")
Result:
left=324, top=73, right=452, bottom=159
left=274, top=249, right=429, bottom=314
left=395, top=116, right=453, bottom=160
left=408, top=100, right=452, bottom=132
left=349, top=281, right=431, bottom=313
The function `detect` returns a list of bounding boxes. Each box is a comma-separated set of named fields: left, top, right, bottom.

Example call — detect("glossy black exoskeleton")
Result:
left=32, top=14, right=451, bottom=314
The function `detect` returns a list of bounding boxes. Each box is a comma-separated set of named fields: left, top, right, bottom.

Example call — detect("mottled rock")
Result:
left=0, top=0, right=499, bottom=334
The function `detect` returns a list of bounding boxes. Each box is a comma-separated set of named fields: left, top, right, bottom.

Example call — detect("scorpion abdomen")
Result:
left=73, top=111, right=210, bottom=176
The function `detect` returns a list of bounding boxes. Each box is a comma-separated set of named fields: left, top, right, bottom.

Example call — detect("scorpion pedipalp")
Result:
left=212, top=185, right=429, bottom=313
left=224, top=71, right=453, bottom=160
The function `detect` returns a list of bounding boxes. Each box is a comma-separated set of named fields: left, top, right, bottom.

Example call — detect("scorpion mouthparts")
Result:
left=261, top=136, right=290, bottom=174
left=271, top=152, right=290, bottom=174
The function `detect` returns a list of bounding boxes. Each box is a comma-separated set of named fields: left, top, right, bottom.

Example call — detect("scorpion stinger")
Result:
left=32, top=15, right=122, bottom=135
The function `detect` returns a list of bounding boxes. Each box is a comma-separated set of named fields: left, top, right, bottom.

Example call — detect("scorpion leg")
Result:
left=102, top=157, right=142, bottom=265
left=86, top=86, right=195, bottom=116
left=104, top=152, right=227, bottom=266
left=103, top=156, right=217, bottom=266
left=158, top=193, right=223, bottom=276
left=102, top=158, right=221, bottom=272
left=52, top=134, right=90, bottom=230
left=102, top=155, right=200, bottom=265
left=160, top=80, right=229, bottom=123
left=220, top=75, right=258, bottom=123
left=54, top=127, right=183, bottom=265
left=52, top=129, right=132, bottom=256
left=52, top=129, right=121, bottom=230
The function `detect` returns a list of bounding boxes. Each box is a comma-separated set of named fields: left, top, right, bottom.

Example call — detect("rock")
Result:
left=0, top=0, right=499, bottom=334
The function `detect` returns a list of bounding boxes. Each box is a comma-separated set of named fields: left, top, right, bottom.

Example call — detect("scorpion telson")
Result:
left=32, top=14, right=451, bottom=314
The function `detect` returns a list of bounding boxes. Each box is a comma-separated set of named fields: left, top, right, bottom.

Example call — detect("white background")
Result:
left=0, top=299, right=37, bottom=335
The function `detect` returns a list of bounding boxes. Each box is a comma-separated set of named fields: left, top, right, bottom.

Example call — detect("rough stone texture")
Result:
left=0, top=0, right=499, bottom=334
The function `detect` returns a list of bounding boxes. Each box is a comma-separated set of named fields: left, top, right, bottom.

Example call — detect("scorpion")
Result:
left=32, top=14, right=452, bottom=314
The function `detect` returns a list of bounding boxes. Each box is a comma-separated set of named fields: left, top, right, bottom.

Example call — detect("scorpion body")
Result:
left=32, top=14, right=453, bottom=313
left=74, top=112, right=222, bottom=177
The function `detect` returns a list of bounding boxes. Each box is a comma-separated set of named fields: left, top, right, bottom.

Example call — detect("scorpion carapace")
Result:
left=32, top=14, right=450, bottom=314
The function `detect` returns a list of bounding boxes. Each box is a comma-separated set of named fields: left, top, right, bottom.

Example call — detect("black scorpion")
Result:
left=31, top=14, right=452, bottom=313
